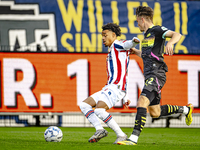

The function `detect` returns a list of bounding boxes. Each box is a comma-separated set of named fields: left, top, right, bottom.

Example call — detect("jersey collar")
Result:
left=145, top=25, right=155, bottom=34
left=109, top=39, right=118, bottom=49
left=149, top=25, right=155, bottom=29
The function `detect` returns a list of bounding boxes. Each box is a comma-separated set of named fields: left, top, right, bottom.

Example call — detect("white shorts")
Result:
left=90, top=84, right=126, bottom=109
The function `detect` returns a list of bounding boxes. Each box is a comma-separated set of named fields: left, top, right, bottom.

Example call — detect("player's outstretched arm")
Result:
left=165, top=30, right=182, bottom=55
left=123, top=37, right=140, bottom=50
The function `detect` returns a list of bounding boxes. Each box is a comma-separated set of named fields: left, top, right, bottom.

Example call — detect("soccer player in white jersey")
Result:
left=79, top=23, right=140, bottom=144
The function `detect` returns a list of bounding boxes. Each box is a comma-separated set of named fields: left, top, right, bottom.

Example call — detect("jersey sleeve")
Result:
left=155, top=26, right=169, bottom=39
left=122, top=94, right=128, bottom=104
left=114, top=38, right=139, bottom=51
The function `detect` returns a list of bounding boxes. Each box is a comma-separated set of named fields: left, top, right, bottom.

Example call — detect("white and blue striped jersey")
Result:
left=106, top=39, right=138, bottom=91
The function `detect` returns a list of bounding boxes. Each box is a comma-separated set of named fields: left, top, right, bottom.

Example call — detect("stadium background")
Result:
left=0, top=0, right=200, bottom=127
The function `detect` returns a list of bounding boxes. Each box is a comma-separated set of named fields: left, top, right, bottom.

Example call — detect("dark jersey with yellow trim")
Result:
left=141, top=25, right=169, bottom=79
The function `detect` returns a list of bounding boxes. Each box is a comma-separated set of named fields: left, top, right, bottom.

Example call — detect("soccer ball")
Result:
left=44, top=126, right=63, bottom=142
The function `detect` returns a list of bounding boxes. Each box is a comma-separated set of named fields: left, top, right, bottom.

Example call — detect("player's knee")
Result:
left=137, top=95, right=150, bottom=108
left=79, top=102, right=92, bottom=112
left=149, top=111, right=160, bottom=118
left=94, top=108, right=106, bottom=120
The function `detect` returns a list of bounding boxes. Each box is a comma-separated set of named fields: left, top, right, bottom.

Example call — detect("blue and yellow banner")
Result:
left=0, top=0, right=199, bottom=54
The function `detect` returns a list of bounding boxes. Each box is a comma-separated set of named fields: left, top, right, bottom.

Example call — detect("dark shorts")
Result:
left=140, top=75, right=166, bottom=106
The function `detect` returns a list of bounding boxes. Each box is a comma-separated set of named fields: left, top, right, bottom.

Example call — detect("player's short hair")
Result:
left=102, top=23, right=121, bottom=37
left=136, top=6, right=153, bottom=22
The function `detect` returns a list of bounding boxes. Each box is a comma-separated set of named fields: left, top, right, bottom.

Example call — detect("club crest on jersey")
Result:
left=161, top=26, right=168, bottom=31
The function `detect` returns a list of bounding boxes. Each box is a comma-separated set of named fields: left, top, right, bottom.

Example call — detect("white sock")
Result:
left=183, top=106, right=189, bottom=115
left=129, top=134, right=138, bottom=143
left=79, top=102, right=103, bottom=130
left=95, top=108, right=126, bottom=137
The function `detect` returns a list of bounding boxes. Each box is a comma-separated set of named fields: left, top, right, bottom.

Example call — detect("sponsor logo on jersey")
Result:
left=141, top=37, right=155, bottom=47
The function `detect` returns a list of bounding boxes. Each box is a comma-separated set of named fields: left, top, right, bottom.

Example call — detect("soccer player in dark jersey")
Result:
left=117, top=6, right=194, bottom=145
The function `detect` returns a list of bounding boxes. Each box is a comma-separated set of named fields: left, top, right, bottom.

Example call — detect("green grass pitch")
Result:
left=1, top=127, right=199, bottom=150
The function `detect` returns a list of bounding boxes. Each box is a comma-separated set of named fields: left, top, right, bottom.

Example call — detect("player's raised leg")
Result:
left=159, top=103, right=194, bottom=126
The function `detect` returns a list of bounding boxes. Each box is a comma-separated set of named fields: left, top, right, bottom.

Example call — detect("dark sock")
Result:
left=160, top=105, right=183, bottom=117
left=132, top=107, right=147, bottom=136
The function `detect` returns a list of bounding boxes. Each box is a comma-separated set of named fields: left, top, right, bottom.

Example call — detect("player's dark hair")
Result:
left=102, top=23, right=121, bottom=37
left=136, top=6, right=153, bottom=22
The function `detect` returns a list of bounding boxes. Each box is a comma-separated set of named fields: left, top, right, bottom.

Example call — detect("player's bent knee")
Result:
left=137, top=95, right=150, bottom=108
left=150, top=112, right=160, bottom=118
left=79, top=102, right=92, bottom=112
left=94, top=108, right=106, bottom=120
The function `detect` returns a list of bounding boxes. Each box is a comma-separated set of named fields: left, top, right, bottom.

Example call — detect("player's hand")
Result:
left=129, top=48, right=142, bottom=57
left=129, top=48, right=136, bottom=54
left=124, top=99, right=131, bottom=108
left=165, top=42, right=174, bottom=55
